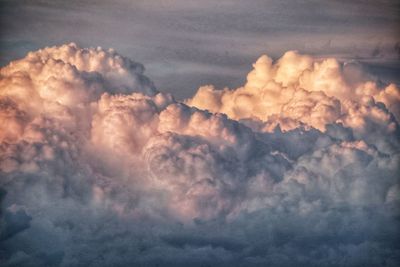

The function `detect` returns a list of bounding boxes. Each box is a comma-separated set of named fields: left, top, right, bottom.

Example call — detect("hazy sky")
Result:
left=1, top=0, right=399, bottom=98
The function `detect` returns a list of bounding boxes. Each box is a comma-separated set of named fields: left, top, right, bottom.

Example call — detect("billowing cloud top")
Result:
left=188, top=51, right=400, bottom=131
left=0, top=44, right=399, bottom=267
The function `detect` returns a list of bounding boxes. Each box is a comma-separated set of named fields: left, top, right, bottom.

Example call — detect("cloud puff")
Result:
left=0, top=44, right=399, bottom=266
left=187, top=51, right=399, bottom=135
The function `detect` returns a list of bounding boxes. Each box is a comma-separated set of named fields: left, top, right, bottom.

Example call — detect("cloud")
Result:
left=187, top=51, right=400, bottom=152
left=0, top=44, right=399, bottom=266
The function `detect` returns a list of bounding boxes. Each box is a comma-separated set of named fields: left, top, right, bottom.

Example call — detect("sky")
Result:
left=0, top=0, right=399, bottom=99
left=0, top=1, right=400, bottom=267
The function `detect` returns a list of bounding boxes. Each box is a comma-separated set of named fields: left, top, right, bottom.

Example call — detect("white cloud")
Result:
left=187, top=51, right=399, bottom=131
left=0, top=44, right=399, bottom=266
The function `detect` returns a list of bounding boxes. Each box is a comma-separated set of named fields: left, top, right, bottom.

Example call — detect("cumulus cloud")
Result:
left=0, top=44, right=399, bottom=266
left=187, top=51, right=399, bottom=133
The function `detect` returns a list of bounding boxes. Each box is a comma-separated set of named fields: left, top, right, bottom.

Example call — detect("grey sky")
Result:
left=1, top=0, right=399, bottom=99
